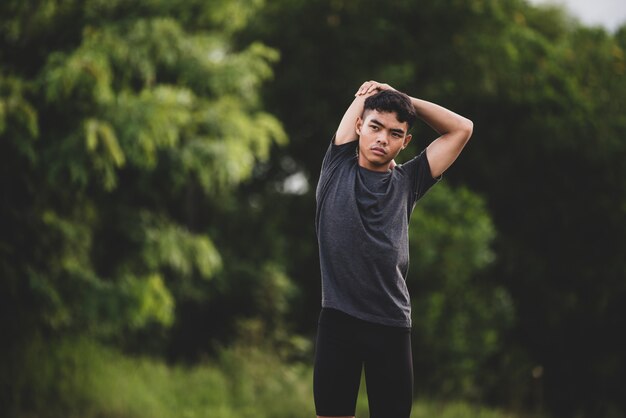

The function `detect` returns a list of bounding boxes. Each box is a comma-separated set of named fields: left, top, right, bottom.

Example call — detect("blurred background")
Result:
left=1, top=0, right=625, bottom=417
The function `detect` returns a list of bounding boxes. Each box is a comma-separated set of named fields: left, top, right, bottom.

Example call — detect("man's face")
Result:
left=356, top=110, right=412, bottom=172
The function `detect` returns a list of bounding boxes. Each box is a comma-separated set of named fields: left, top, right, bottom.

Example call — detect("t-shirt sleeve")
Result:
left=399, top=149, right=441, bottom=203
left=320, top=136, right=358, bottom=179
left=315, top=137, right=358, bottom=227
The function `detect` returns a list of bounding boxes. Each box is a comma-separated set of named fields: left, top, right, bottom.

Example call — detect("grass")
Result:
left=11, top=338, right=538, bottom=418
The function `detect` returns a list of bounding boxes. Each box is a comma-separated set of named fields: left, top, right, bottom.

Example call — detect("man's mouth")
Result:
left=371, top=146, right=387, bottom=156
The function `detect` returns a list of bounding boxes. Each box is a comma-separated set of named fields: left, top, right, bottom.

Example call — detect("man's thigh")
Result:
left=363, top=326, right=413, bottom=418
left=313, top=310, right=363, bottom=417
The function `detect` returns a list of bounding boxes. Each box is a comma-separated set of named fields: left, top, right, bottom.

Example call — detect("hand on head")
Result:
left=355, top=80, right=395, bottom=97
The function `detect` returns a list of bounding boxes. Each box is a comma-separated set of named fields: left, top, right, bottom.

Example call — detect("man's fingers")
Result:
left=356, top=81, right=373, bottom=96
left=356, top=80, right=380, bottom=96
left=366, top=80, right=379, bottom=94
left=354, top=80, right=396, bottom=96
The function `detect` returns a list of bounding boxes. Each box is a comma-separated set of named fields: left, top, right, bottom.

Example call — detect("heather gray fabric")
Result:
left=315, top=138, right=439, bottom=327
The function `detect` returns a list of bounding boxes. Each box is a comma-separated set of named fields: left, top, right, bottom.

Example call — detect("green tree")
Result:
left=0, top=0, right=286, bottom=414
left=408, top=183, right=513, bottom=399
left=243, top=0, right=626, bottom=416
left=241, top=0, right=513, bottom=402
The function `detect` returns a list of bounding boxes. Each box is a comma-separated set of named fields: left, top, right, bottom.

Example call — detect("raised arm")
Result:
left=411, top=97, right=473, bottom=178
left=335, top=81, right=395, bottom=145
left=335, top=81, right=473, bottom=176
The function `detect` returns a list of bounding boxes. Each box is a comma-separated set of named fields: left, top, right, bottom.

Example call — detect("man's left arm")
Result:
left=410, top=97, right=473, bottom=178
left=335, top=81, right=395, bottom=145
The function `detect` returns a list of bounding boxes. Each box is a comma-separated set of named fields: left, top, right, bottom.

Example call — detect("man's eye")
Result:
left=370, top=125, right=378, bottom=130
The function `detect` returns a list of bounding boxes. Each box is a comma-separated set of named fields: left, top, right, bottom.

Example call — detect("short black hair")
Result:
left=363, top=90, right=417, bottom=129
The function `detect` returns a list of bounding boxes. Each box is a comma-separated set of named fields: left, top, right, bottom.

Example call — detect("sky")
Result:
left=527, top=0, right=626, bottom=32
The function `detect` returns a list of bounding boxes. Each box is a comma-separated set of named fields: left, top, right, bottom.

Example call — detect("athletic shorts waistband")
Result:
left=319, top=307, right=411, bottom=332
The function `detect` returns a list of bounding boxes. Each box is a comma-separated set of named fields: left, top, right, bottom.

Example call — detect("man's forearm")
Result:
left=335, top=81, right=396, bottom=145
left=410, top=97, right=472, bottom=136
left=335, top=94, right=369, bottom=145
left=409, top=96, right=473, bottom=178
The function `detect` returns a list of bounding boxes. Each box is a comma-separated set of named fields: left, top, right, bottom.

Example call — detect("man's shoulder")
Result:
left=321, top=138, right=357, bottom=170
left=329, top=136, right=358, bottom=154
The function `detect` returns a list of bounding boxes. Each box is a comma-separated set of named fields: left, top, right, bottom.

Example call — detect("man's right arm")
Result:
left=335, top=81, right=394, bottom=145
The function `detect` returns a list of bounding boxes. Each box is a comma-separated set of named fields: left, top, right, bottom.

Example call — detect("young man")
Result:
left=314, top=80, right=473, bottom=418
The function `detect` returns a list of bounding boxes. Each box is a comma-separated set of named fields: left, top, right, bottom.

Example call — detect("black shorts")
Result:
left=313, top=308, right=413, bottom=418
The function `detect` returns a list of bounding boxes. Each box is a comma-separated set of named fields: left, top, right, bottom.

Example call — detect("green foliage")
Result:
left=243, top=0, right=626, bottom=415
left=0, top=8, right=291, bottom=416
left=410, top=184, right=496, bottom=281
left=3, top=0, right=626, bottom=416
left=10, top=337, right=312, bottom=418
left=408, top=182, right=512, bottom=398
left=38, top=16, right=283, bottom=190
left=0, top=0, right=285, bottom=339
left=10, top=337, right=529, bottom=418
left=411, top=401, right=528, bottom=418
left=0, top=75, right=38, bottom=160
left=139, top=212, right=221, bottom=280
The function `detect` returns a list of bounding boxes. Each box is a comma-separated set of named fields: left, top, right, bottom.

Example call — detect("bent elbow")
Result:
left=462, top=118, right=474, bottom=142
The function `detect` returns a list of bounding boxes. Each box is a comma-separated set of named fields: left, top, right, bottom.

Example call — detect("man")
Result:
left=314, top=80, right=473, bottom=418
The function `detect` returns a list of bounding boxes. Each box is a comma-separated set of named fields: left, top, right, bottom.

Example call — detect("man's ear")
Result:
left=355, top=117, right=363, bottom=136
left=402, top=134, right=412, bottom=149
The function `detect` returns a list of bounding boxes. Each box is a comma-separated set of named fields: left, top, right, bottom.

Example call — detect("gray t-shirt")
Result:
left=315, top=138, right=439, bottom=327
